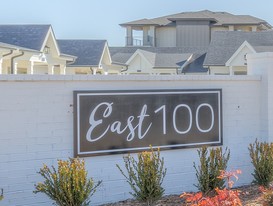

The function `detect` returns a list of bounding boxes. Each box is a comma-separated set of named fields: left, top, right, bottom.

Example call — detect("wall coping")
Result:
left=0, top=74, right=261, bottom=82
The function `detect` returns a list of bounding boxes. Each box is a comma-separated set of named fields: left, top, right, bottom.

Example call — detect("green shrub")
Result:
left=116, top=147, right=167, bottom=205
left=34, top=158, right=102, bottom=206
left=249, top=140, right=273, bottom=187
left=193, top=146, right=230, bottom=195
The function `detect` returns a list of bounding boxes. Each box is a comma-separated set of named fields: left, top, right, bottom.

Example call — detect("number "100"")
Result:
left=154, top=103, right=215, bottom=135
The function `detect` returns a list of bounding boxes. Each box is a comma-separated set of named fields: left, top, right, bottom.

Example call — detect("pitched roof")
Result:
left=0, top=41, right=41, bottom=53
left=120, top=18, right=159, bottom=26
left=137, top=50, right=156, bottom=65
left=110, top=46, right=207, bottom=73
left=204, top=31, right=273, bottom=66
left=109, top=46, right=207, bottom=64
left=121, top=10, right=271, bottom=28
left=0, top=25, right=50, bottom=51
left=154, top=53, right=191, bottom=67
left=57, top=40, right=107, bottom=66
left=128, top=49, right=192, bottom=68
left=182, top=54, right=208, bottom=73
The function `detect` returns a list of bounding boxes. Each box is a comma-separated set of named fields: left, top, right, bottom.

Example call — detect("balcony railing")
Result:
left=126, top=36, right=154, bottom=46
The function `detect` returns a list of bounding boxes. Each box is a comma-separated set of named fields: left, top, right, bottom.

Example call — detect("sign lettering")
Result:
left=74, top=90, right=222, bottom=157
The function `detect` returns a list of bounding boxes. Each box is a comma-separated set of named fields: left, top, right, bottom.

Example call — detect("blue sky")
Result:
left=1, top=0, right=273, bottom=46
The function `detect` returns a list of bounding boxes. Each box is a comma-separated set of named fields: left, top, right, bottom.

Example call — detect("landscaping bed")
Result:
left=102, top=185, right=263, bottom=206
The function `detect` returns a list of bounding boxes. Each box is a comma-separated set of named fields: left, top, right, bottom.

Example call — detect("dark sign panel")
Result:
left=74, top=90, right=222, bottom=157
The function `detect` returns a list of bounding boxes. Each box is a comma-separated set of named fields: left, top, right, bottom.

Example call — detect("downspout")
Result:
left=11, top=51, right=24, bottom=74
left=121, top=65, right=129, bottom=72
left=3, top=50, right=13, bottom=57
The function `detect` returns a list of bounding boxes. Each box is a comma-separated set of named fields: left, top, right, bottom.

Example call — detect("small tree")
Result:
left=249, top=140, right=273, bottom=187
left=193, top=146, right=230, bottom=195
left=34, top=158, right=101, bottom=206
left=117, top=146, right=167, bottom=205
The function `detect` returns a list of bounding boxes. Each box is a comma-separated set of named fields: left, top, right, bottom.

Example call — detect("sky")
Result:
left=1, top=0, right=273, bottom=46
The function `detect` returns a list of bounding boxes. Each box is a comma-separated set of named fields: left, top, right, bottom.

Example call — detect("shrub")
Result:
left=116, top=146, right=167, bottom=205
left=249, top=140, right=273, bottom=187
left=34, top=158, right=102, bottom=206
left=181, top=170, right=242, bottom=206
left=193, top=146, right=230, bottom=195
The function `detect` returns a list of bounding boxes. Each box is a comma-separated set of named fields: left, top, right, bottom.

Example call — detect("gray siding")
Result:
left=176, top=20, right=210, bottom=47
left=156, top=27, right=176, bottom=47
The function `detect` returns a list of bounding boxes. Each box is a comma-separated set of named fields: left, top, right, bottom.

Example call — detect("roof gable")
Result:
left=204, top=31, right=273, bottom=66
left=99, top=42, right=112, bottom=66
left=225, top=41, right=256, bottom=66
left=57, top=40, right=107, bottom=66
left=124, top=48, right=197, bottom=68
left=125, top=49, right=155, bottom=66
left=0, top=25, right=50, bottom=51
left=41, top=27, right=61, bottom=55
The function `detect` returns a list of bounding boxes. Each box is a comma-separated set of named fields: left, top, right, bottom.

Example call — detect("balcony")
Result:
left=126, top=35, right=155, bottom=46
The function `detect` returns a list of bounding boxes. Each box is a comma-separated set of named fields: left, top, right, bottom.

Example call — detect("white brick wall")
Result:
left=0, top=74, right=264, bottom=205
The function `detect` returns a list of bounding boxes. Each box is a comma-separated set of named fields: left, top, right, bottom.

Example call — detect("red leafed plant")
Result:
left=180, top=170, right=242, bottom=206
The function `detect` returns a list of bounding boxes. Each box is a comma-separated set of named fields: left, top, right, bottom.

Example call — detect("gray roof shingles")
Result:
left=154, top=53, right=191, bottom=67
left=0, top=25, right=50, bottom=51
left=121, top=10, right=270, bottom=27
left=204, top=30, right=273, bottom=66
left=57, top=40, right=106, bottom=66
left=109, top=46, right=208, bottom=73
left=120, top=18, right=159, bottom=26
left=109, top=46, right=207, bottom=64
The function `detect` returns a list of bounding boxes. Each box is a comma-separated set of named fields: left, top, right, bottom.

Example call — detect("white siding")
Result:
left=209, top=66, right=230, bottom=75
left=209, top=66, right=248, bottom=75
left=125, top=54, right=153, bottom=74
left=228, top=46, right=252, bottom=66
left=33, top=66, right=48, bottom=74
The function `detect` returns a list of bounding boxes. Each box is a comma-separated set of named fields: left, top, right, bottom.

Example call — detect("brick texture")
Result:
left=0, top=75, right=262, bottom=205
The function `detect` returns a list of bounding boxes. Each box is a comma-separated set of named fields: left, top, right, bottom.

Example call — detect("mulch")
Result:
left=101, top=185, right=264, bottom=205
